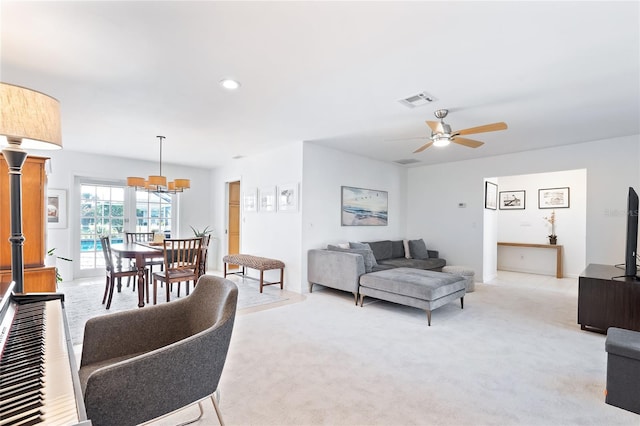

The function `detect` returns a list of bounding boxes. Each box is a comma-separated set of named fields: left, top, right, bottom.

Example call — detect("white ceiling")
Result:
left=1, top=1, right=639, bottom=169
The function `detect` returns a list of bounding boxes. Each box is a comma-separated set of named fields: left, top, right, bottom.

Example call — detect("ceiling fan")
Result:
left=411, top=109, right=508, bottom=153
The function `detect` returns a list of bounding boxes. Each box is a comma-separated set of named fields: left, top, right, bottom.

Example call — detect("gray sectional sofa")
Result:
left=307, top=239, right=465, bottom=325
left=307, top=239, right=446, bottom=303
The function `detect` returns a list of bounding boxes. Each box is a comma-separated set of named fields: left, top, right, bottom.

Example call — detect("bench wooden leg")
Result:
left=260, top=270, right=264, bottom=293
left=280, top=268, right=284, bottom=290
left=223, top=262, right=228, bottom=278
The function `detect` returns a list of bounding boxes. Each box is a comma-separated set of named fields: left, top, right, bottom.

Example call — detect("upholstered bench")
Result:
left=223, top=254, right=284, bottom=293
left=358, top=267, right=466, bottom=326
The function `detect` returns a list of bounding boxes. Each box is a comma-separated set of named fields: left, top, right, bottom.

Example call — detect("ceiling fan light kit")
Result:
left=412, top=109, right=508, bottom=154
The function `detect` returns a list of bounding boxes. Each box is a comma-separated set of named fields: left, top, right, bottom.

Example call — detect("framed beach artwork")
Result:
left=341, top=186, right=388, bottom=226
left=538, top=187, right=570, bottom=209
left=499, top=190, right=526, bottom=210
left=259, top=186, right=276, bottom=212
left=47, top=189, right=67, bottom=228
left=484, top=181, right=497, bottom=210
left=278, top=183, right=298, bottom=212
left=243, top=188, right=258, bottom=212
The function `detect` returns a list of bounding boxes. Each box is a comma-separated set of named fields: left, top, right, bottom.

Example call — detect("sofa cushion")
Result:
left=408, top=239, right=430, bottom=260
left=349, top=242, right=378, bottom=266
left=327, top=245, right=375, bottom=272
left=391, top=240, right=405, bottom=259
left=365, top=240, right=393, bottom=261
left=378, top=257, right=445, bottom=271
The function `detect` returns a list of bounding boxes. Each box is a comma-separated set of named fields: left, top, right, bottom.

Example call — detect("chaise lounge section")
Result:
left=359, top=268, right=466, bottom=326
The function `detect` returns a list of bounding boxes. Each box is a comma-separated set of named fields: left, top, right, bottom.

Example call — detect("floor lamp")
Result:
left=0, top=83, right=62, bottom=293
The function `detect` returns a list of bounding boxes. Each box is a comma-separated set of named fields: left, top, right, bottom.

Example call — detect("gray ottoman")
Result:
left=442, top=265, right=475, bottom=292
left=358, top=267, right=466, bottom=326
left=605, top=327, right=640, bottom=414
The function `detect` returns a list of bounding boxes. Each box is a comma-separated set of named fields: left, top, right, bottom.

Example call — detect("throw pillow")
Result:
left=408, top=239, right=430, bottom=260
left=337, top=242, right=350, bottom=249
left=327, top=245, right=375, bottom=272
left=349, top=242, right=378, bottom=266
left=403, top=239, right=411, bottom=259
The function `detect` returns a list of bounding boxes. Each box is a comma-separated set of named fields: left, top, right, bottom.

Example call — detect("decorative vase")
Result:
left=549, top=235, right=557, bottom=245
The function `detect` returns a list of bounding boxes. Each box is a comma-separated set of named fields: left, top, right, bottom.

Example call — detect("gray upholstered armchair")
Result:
left=79, top=275, right=238, bottom=426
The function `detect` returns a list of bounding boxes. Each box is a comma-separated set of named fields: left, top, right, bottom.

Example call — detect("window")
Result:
left=79, top=184, right=125, bottom=270
left=135, top=191, right=172, bottom=236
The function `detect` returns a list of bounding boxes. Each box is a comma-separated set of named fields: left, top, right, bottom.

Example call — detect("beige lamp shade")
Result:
left=127, top=177, right=146, bottom=187
left=174, top=179, right=190, bottom=189
left=0, top=82, right=62, bottom=149
left=148, top=175, right=167, bottom=187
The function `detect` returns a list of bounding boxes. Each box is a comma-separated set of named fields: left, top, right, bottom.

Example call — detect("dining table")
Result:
left=110, top=242, right=164, bottom=308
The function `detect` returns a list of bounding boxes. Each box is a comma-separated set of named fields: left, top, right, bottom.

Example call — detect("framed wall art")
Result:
left=259, top=186, right=276, bottom=212
left=484, top=181, right=497, bottom=210
left=278, top=183, right=298, bottom=212
left=47, top=189, right=67, bottom=228
left=341, top=186, right=388, bottom=226
left=538, top=187, right=570, bottom=209
left=243, top=188, right=257, bottom=212
left=499, top=190, right=526, bottom=210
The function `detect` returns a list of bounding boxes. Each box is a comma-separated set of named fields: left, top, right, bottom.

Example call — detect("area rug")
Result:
left=59, top=274, right=287, bottom=345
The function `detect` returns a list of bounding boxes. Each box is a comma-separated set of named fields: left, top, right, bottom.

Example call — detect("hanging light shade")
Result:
left=127, top=135, right=190, bottom=194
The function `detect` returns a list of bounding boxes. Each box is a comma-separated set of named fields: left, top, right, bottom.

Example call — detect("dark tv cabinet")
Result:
left=578, top=264, right=640, bottom=333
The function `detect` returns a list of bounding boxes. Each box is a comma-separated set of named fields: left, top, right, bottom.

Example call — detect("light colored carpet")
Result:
left=150, top=271, right=637, bottom=426
left=60, top=272, right=288, bottom=345
left=66, top=271, right=638, bottom=425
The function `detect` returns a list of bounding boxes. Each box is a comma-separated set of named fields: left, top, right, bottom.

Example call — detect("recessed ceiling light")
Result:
left=220, top=79, right=241, bottom=90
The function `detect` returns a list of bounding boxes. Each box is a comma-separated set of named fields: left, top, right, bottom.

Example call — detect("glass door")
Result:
left=77, top=182, right=125, bottom=277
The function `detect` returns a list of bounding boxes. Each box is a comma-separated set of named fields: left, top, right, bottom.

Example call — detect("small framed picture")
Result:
left=243, top=188, right=257, bottom=212
left=499, top=190, right=526, bottom=210
left=484, top=181, right=497, bottom=210
left=538, top=187, right=570, bottom=209
left=259, top=186, right=276, bottom=212
left=278, top=183, right=298, bottom=212
left=47, top=189, right=67, bottom=229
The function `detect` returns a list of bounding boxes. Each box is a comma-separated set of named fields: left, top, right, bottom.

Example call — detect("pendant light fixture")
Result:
left=127, top=135, right=190, bottom=194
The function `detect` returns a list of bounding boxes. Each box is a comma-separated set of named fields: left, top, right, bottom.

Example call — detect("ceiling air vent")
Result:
left=394, top=159, right=421, bottom=165
left=398, top=91, right=437, bottom=108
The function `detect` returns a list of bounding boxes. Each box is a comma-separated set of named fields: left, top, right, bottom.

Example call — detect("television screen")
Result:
left=625, top=187, right=639, bottom=277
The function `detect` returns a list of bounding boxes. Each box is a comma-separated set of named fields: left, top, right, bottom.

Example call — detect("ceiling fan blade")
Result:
left=413, top=141, right=434, bottom=153
left=455, top=122, right=507, bottom=136
left=452, top=137, right=484, bottom=148
left=426, top=121, right=442, bottom=133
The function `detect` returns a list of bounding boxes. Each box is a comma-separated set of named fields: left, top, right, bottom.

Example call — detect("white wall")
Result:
left=34, top=149, right=212, bottom=281
left=407, top=135, right=640, bottom=283
left=301, top=143, right=408, bottom=290
left=209, top=143, right=303, bottom=292
left=483, top=178, right=498, bottom=282
left=495, top=169, right=586, bottom=277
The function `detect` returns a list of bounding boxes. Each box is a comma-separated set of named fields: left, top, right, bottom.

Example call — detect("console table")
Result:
left=497, top=242, right=563, bottom=278
left=578, top=264, right=640, bottom=333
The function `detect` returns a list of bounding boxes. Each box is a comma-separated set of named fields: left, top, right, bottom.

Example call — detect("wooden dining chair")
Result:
left=152, top=237, right=202, bottom=304
left=100, top=236, right=145, bottom=309
left=125, top=231, right=164, bottom=288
